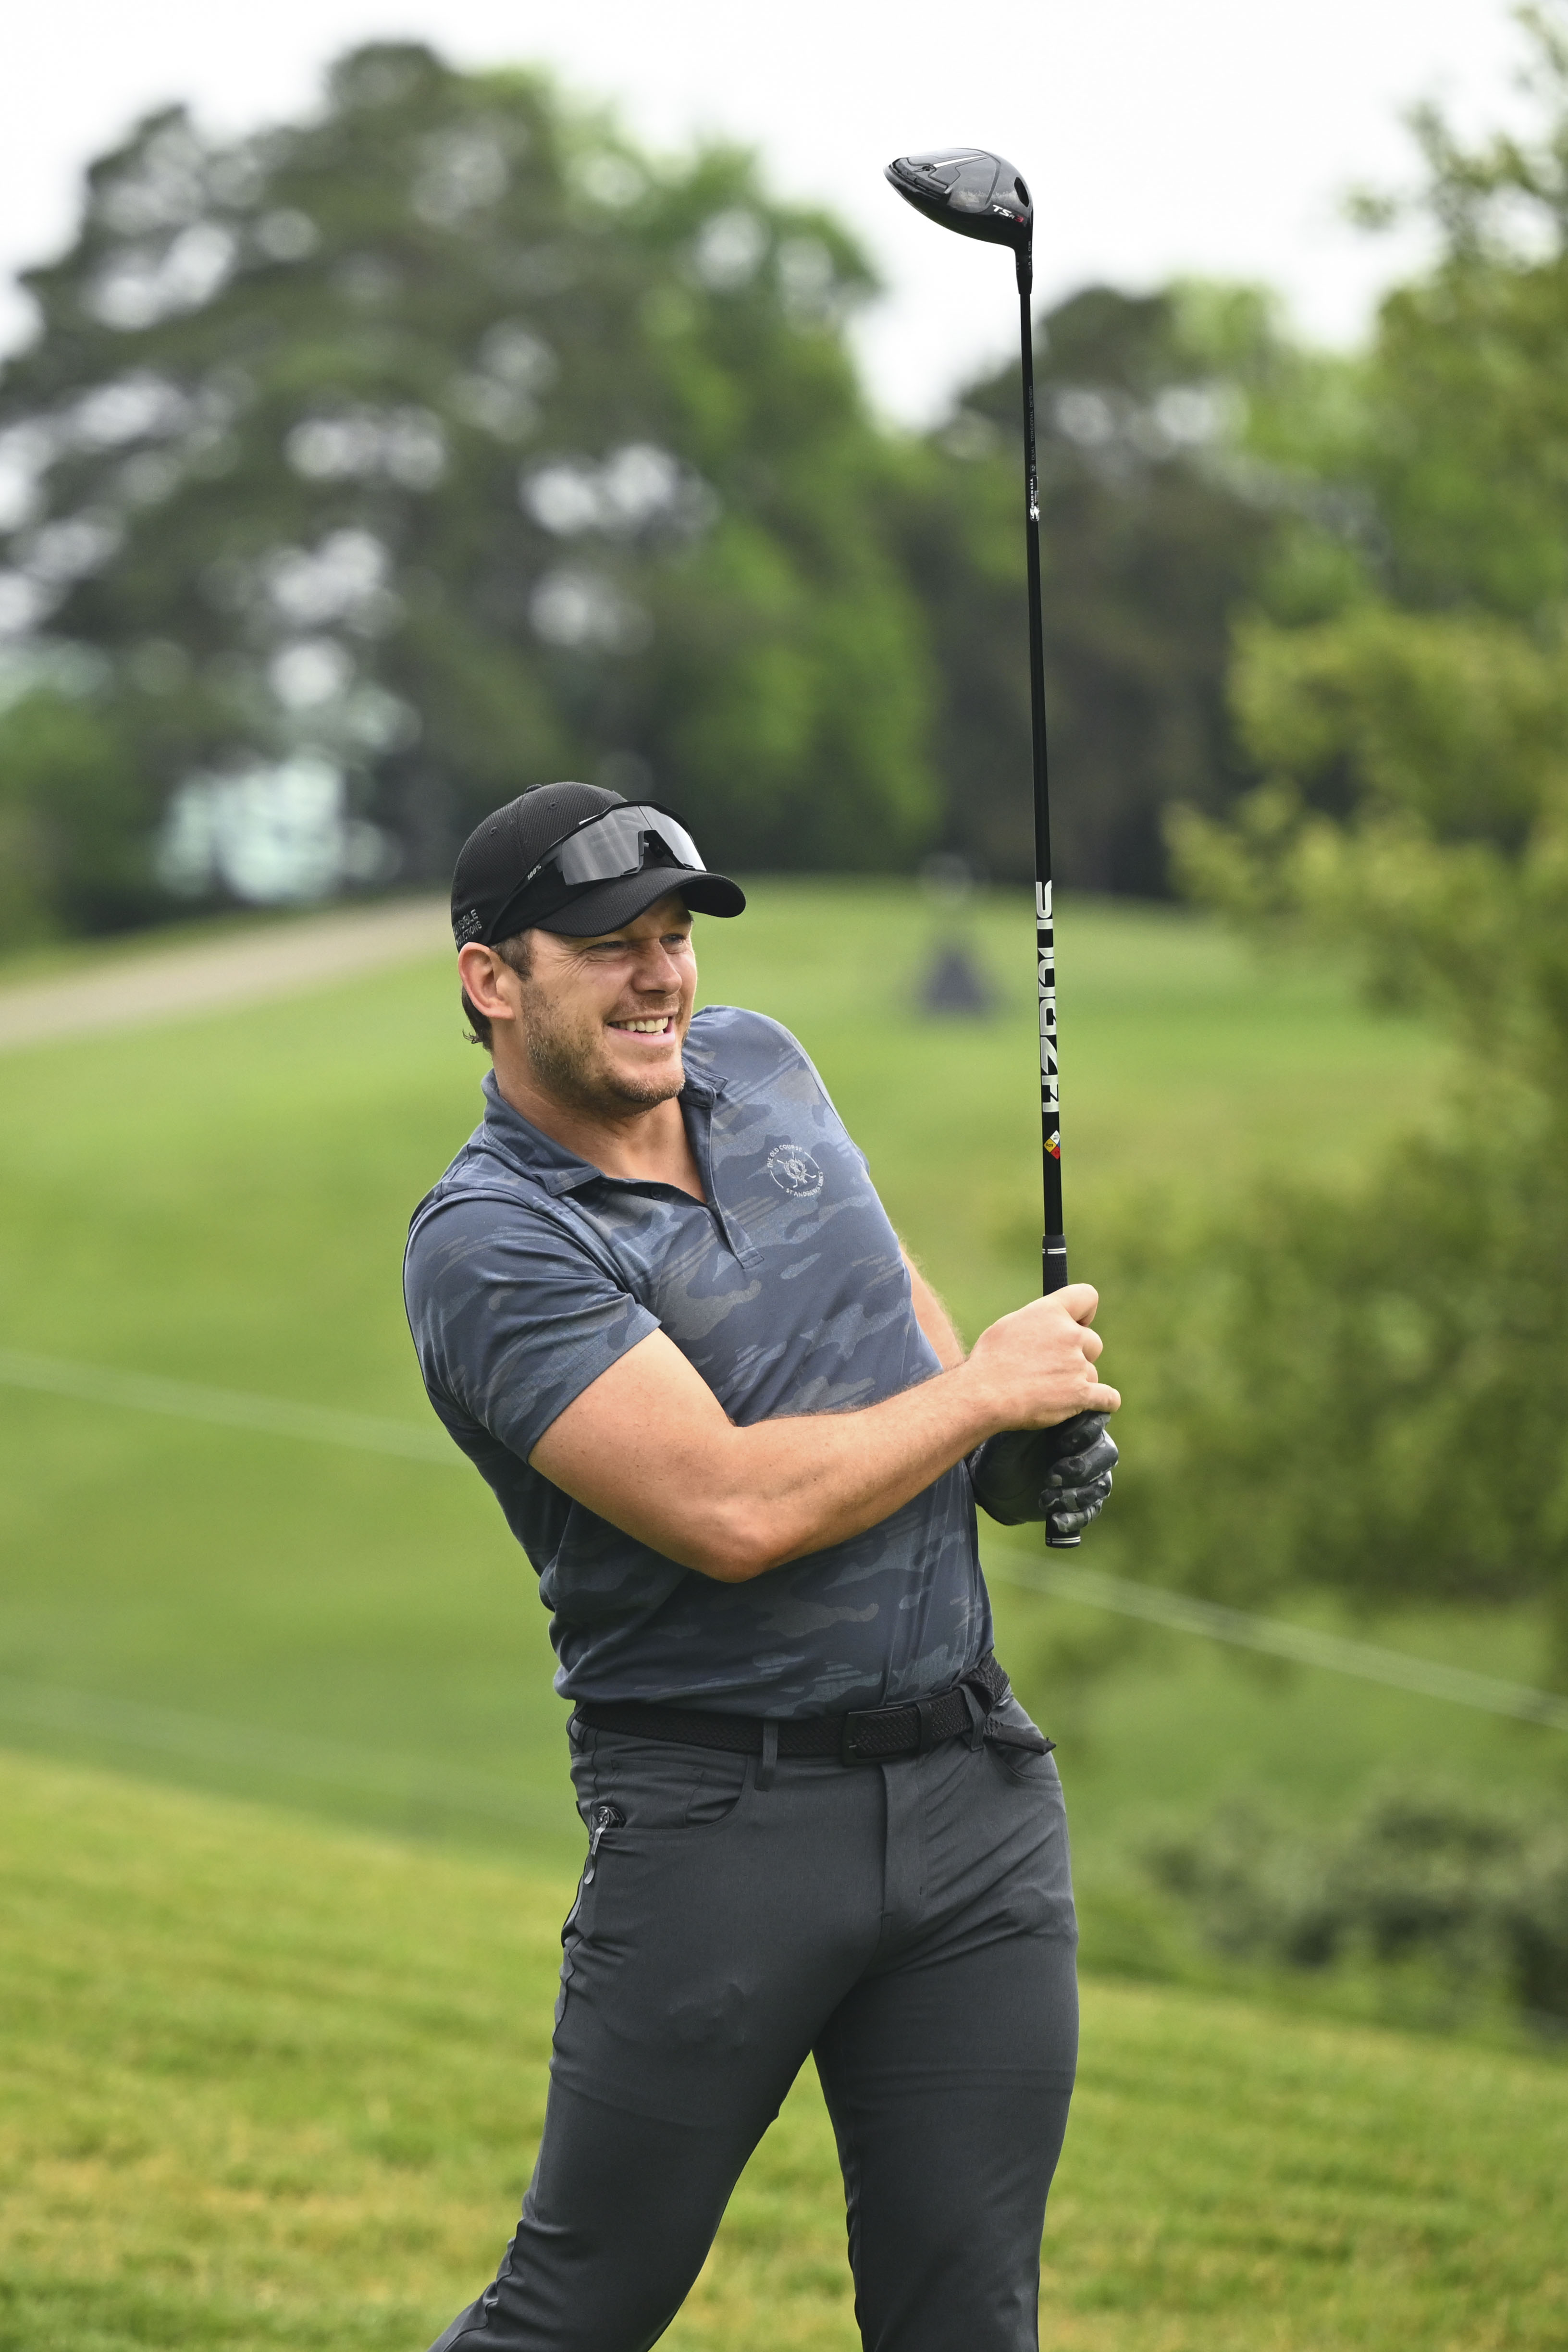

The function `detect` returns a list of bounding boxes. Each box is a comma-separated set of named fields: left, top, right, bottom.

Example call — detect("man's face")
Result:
left=516, top=893, right=698, bottom=1118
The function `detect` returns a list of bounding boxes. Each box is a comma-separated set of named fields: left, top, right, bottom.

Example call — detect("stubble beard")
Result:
left=522, top=992, right=686, bottom=1120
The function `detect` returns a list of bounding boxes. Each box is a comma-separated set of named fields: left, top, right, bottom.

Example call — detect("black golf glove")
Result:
left=967, top=1410, right=1118, bottom=1538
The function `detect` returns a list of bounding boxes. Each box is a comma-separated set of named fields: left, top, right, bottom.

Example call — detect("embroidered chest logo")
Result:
left=765, top=1144, right=825, bottom=1200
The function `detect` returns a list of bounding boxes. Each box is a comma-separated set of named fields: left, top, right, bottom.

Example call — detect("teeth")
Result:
left=616, top=1018, right=668, bottom=1033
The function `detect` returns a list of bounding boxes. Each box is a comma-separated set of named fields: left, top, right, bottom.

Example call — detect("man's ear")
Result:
left=457, top=943, right=519, bottom=1023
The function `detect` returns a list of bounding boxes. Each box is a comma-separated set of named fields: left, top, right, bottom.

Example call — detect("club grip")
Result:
left=1041, top=1265, right=1089, bottom=1547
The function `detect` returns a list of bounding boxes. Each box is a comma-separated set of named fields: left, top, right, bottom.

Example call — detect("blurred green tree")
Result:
left=0, top=42, right=935, bottom=936
left=1123, top=4, right=1568, bottom=1669
left=893, top=279, right=1316, bottom=892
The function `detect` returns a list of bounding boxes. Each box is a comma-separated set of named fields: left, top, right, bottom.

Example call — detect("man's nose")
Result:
left=634, top=947, right=684, bottom=990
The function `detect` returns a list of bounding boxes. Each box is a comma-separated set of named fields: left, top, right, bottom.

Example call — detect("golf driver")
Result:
left=887, top=147, right=1100, bottom=1545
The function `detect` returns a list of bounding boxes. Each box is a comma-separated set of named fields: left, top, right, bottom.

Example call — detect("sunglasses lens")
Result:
left=551, top=804, right=704, bottom=886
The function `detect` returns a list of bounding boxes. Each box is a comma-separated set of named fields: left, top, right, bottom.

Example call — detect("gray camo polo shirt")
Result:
left=403, top=1005, right=992, bottom=1717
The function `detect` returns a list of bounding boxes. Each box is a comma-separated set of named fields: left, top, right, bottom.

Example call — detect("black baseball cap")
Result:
left=450, top=781, right=745, bottom=947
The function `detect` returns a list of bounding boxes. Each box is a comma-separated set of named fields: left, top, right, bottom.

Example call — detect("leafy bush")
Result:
left=1145, top=1786, right=1568, bottom=2024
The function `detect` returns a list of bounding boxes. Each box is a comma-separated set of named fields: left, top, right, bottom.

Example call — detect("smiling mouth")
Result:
left=607, top=1015, right=675, bottom=1036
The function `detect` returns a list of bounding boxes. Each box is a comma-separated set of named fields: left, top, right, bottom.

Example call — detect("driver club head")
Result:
left=884, top=148, right=1032, bottom=255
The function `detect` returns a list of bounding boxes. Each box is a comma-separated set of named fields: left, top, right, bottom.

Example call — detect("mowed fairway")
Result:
left=2, top=886, right=1563, bottom=2348
left=2, top=1749, right=1564, bottom=2352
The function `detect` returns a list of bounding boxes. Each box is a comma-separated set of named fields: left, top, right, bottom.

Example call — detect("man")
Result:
left=405, top=779, right=1120, bottom=2352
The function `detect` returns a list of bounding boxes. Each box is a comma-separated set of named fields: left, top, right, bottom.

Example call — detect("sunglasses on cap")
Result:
left=523, top=801, right=707, bottom=891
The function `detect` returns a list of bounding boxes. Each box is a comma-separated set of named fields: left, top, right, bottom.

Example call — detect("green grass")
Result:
left=2, top=891, right=1563, bottom=2340
left=2, top=1748, right=1564, bottom=2352
left=2, top=879, right=1558, bottom=1873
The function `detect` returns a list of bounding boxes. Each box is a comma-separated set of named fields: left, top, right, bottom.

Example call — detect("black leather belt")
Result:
left=571, top=1651, right=1013, bottom=1766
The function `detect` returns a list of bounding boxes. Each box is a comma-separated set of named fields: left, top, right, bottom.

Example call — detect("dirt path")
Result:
left=0, top=897, right=450, bottom=1053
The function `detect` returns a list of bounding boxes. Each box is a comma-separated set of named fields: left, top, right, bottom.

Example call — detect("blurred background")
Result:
left=3, top=5, right=1568, bottom=2349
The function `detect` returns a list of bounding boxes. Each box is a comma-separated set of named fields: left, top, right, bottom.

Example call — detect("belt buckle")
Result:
left=840, top=1707, right=883, bottom=1764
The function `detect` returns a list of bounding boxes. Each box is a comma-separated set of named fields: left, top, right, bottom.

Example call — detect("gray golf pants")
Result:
left=428, top=1705, right=1078, bottom=2352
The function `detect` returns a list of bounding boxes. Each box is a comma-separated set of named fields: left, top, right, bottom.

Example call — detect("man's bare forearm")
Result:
left=692, top=1358, right=1008, bottom=1579
left=530, top=1288, right=1117, bottom=1585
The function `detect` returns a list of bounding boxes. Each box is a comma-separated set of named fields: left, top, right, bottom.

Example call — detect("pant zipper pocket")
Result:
left=561, top=1801, right=625, bottom=1946
left=581, top=1801, right=625, bottom=1886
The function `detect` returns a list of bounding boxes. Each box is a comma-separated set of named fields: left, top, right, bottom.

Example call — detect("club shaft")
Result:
left=1017, top=253, right=1066, bottom=1300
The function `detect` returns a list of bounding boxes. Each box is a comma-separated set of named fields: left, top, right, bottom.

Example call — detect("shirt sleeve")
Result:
left=786, top=1029, right=871, bottom=1175
left=404, top=1190, right=660, bottom=1465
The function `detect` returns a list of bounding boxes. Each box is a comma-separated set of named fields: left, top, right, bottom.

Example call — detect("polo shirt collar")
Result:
left=479, top=1067, right=719, bottom=1196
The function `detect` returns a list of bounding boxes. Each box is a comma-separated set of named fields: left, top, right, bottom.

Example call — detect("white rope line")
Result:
left=4, top=1347, right=1565, bottom=1733
left=984, top=1555, right=1568, bottom=1733
left=0, top=1348, right=460, bottom=1464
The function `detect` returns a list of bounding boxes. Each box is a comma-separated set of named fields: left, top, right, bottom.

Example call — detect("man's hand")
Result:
left=963, top=1285, right=1119, bottom=1430
left=968, top=1412, right=1118, bottom=1535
